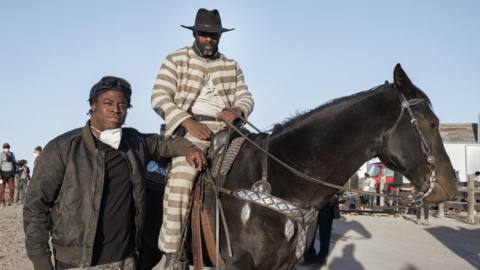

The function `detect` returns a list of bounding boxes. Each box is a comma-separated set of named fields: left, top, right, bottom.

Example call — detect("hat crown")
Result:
left=181, top=8, right=234, bottom=33
left=194, top=8, right=222, bottom=28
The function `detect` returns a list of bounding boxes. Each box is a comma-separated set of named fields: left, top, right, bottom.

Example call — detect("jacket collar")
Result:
left=82, top=120, right=97, bottom=149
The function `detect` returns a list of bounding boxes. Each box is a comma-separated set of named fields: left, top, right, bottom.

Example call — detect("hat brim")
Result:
left=181, top=25, right=234, bottom=33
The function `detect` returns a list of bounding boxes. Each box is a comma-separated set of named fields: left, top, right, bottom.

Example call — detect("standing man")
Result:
left=24, top=76, right=205, bottom=270
left=0, top=143, right=16, bottom=206
left=15, top=160, right=30, bottom=204
left=361, top=173, right=375, bottom=208
left=151, top=8, right=254, bottom=267
left=303, top=195, right=340, bottom=266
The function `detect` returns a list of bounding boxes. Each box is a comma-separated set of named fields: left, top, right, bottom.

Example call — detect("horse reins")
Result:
left=220, top=89, right=437, bottom=203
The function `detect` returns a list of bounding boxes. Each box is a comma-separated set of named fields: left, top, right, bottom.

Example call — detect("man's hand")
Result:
left=217, top=107, right=243, bottom=124
left=185, top=146, right=206, bottom=170
left=181, top=118, right=212, bottom=140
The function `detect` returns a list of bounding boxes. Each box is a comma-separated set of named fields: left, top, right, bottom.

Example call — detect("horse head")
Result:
left=378, top=64, right=457, bottom=203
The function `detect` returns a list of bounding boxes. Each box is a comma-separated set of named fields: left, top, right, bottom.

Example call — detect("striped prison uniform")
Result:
left=151, top=46, right=254, bottom=253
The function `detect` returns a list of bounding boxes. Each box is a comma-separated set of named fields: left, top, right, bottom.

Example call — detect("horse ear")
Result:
left=393, top=63, right=413, bottom=89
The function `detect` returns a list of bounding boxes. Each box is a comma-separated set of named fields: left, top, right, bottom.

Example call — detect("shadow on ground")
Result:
left=300, top=218, right=371, bottom=269
left=328, top=244, right=364, bottom=270
left=426, top=226, right=480, bottom=269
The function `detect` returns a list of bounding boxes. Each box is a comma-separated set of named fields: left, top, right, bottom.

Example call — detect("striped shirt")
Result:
left=151, top=46, right=254, bottom=135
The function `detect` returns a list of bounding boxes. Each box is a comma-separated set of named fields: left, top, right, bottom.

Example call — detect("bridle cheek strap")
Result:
left=384, top=91, right=437, bottom=202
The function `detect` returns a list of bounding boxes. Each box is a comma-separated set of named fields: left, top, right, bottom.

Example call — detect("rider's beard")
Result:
left=195, top=40, right=218, bottom=57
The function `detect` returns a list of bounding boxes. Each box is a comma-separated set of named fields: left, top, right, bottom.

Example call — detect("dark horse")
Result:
left=140, top=64, right=458, bottom=269
left=207, top=64, right=458, bottom=269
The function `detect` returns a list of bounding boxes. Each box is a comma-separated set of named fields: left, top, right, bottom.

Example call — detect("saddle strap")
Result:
left=201, top=210, right=226, bottom=268
left=192, top=181, right=203, bottom=270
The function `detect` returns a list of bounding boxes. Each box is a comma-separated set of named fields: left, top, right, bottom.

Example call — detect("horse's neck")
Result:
left=268, top=88, right=399, bottom=207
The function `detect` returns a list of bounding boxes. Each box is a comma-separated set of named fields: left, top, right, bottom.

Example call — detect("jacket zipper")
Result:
left=81, top=149, right=101, bottom=267
left=121, top=151, right=140, bottom=256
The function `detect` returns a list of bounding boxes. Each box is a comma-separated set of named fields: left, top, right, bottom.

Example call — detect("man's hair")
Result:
left=34, top=146, right=42, bottom=152
left=88, top=76, right=133, bottom=115
left=475, top=171, right=480, bottom=176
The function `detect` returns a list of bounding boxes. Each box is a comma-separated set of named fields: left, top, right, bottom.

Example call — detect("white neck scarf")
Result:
left=91, top=126, right=122, bottom=150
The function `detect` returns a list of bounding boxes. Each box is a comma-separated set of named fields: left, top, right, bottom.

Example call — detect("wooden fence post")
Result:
left=438, top=202, right=445, bottom=218
left=379, top=176, right=385, bottom=207
left=467, top=175, right=476, bottom=224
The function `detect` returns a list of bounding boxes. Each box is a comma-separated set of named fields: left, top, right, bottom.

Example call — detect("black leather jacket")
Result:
left=23, top=122, right=192, bottom=269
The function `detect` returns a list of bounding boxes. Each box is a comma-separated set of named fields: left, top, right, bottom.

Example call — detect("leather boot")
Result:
left=164, top=253, right=189, bottom=270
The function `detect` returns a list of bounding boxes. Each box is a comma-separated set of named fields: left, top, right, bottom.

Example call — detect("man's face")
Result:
left=90, top=90, right=128, bottom=130
left=3, top=148, right=9, bottom=153
left=194, top=31, right=221, bottom=56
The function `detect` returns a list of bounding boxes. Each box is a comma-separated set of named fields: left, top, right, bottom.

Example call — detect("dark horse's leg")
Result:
left=138, top=185, right=165, bottom=269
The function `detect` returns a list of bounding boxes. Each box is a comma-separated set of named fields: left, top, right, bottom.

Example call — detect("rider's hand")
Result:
left=217, top=107, right=243, bottom=124
left=185, top=146, right=206, bottom=170
left=181, top=118, right=212, bottom=140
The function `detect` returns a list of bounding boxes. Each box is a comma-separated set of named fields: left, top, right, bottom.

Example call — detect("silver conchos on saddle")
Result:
left=251, top=180, right=272, bottom=194
left=284, top=219, right=295, bottom=241
left=231, top=189, right=317, bottom=259
left=240, top=203, right=251, bottom=224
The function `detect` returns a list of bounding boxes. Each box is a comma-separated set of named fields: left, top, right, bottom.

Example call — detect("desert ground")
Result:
left=2, top=203, right=478, bottom=270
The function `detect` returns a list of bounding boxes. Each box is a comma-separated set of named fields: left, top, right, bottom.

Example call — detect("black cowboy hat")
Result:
left=181, top=8, right=234, bottom=33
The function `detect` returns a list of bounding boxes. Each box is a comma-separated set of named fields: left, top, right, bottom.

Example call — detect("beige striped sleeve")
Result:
left=151, top=55, right=191, bottom=133
left=233, top=63, right=254, bottom=117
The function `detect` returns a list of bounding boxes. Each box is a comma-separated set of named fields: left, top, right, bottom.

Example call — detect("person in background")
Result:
left=474, top=171, right=480, bottom=187
left=0, top=143, right=16, bottom=206
left=15, top=160, right=30, bottom=204
left=361, top=173, right=375, bottom=208
left=415, top=192, right=430, bottom=226
left=151, top=8, right=254, bottom=268
left=23, top=76, right=205, bottom=270
left=303, top=194, right=341, bottom=266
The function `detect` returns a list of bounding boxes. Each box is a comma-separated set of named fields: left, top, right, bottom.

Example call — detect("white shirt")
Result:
left=363, top=177, right=376, bottom=192
left=190, top=74, right=225, bottom=117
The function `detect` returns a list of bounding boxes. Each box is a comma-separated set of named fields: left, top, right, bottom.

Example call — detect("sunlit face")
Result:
left=194, top=31, right=221, bottom=56
left=90, top=90, right=128, bottom=130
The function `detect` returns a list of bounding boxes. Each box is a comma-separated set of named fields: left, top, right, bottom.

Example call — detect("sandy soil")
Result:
left=2, top=204, right=478, bottom=270
left=305, top=213, right=480, bottom=270
left=0, top=204, right=30, bottom=270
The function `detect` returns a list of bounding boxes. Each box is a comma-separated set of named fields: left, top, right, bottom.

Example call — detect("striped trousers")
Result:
left=158, top=121, right=225, bottom=253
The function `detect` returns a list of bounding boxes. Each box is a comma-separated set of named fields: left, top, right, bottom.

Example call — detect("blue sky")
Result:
left=1, top=0, right=479, bottom=166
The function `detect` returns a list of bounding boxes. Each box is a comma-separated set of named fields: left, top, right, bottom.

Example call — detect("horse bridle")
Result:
left=384, top=88, right=437, bottom=203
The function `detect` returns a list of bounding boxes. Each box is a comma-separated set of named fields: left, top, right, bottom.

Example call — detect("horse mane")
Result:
left=271, top=83, right=431, bottom=135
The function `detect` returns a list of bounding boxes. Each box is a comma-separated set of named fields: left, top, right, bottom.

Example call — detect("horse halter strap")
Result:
left=387, top=90, right=437, bottom=200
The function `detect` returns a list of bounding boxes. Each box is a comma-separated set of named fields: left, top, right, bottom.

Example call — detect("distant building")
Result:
left=440, top=122, right=480, bottom=182
left=439, top=123, right=478, bottom=143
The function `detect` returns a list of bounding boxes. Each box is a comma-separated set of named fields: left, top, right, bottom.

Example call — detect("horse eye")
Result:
left=430, top=123, right=437, bottom=129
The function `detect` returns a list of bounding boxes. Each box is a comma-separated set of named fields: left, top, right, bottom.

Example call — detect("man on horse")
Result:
left=150, top=8, right=254, bottom=269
